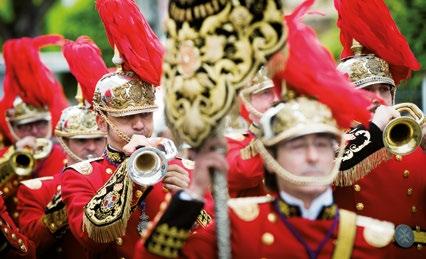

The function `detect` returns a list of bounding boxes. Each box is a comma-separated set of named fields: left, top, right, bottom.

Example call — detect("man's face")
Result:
left=97, top=112, right=154, bottom=150
left=13, top=120, right=50, bottom=139
left=364, top=83, right=393, bottom=107
left=249, top=87, right=279, bottom=123
left=66, top=137, right=107, bottom=163
left=275, top=134, right=336, bottom=198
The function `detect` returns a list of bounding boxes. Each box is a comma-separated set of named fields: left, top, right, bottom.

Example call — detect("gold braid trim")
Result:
left=332, top=209, right=357, bottom=259
left=196, top=209, right=212, bottom=228
left=334, top=148, right=392, bottom=186
left=83, top=160, right=133, bottom=243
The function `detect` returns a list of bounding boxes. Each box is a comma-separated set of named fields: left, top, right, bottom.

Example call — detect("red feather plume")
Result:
left=63, top=36, right=109, bottom=105
left=2, top=34, right=69, bottom=137
left=96, top=0, right=164, bottom=86
left=334, top=0, right=420, bottom=85
left=278, top=0, right=374, bottom=129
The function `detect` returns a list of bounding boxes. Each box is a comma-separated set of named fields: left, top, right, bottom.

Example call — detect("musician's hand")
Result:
left=122, top=135, right=153, bottom=156
left=15, top=136, right=37, bottom=151
left=163, top=164, right=190, bottom=194
left=421, top=123, right=426, bottom=152
left=372, top=105, right=400, bottom=131
left=187, top=137, right=228, bottom=198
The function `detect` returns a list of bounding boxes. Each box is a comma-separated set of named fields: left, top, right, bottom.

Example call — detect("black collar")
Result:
left=275, top=198, right=337, bottom=220
left=103, top=145, right=126, bottom=166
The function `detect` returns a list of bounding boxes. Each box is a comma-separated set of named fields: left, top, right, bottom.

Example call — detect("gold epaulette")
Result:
left=334, top=148, right=392, bottom=186
left=240, top=139, right=258, bottom=160
left=228, top=195, right=274, bottom=222
left=20, top=176, right=54, bottom=190
left=356, top=214, right=395, bottom=248
left=66, top=157, right=102, bottom=176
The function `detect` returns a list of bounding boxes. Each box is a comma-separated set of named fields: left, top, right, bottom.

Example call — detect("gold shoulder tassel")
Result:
left=83, top=160, right=134, bottom=243
left=334, top=148, right=392, bottom=186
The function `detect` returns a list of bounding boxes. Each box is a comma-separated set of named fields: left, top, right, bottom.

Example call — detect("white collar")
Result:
left=279, top=188, right=333, bottom=220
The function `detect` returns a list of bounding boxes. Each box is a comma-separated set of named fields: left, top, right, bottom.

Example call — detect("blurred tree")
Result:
left=46, top=0, right=113, bottom=66
left=386, top=0, right=426, bottom=106
left=0, top=0, right=58, bottom=42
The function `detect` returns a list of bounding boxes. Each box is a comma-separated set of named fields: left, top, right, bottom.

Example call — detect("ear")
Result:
left=96, top=114, right=108, bottom=133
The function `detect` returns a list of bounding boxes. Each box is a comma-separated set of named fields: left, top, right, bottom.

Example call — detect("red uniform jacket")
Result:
left=16, top=174, right=85, bottom=259
left=226, top=131, right=266, bottom=198
left=335, top=123, right=426, bottom=258
left=135, top=194, right=393, bottom=259
left=0, top=196, right=35, bottom=258
left=61, top=150, right=210, bottom=259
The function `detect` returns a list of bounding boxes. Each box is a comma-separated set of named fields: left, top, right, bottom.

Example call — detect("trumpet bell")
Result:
left=10, top=151, right=35, bottom=176
left=383, top=117, right=423, bottom=156
left=128, top=147, right=168, bottom=186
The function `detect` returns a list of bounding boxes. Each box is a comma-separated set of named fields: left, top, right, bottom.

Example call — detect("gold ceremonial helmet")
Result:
left=239, top=67, right=275, bottom=119
left=93, top=48, right=158, bottom=118
left=6, top=97, right=51, bottom=126
left=337, top=41, right=395, bottom=89
left=255, top=96, right=344, bottom=186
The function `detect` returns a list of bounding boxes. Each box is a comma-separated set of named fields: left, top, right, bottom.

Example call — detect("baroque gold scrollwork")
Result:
left=164, top=0, right=286, bottom=146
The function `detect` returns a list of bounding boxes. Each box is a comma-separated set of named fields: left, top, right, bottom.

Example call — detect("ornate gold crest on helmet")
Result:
left=164, top=0, right=286, bottom=146
left=337, top=41, right=395, bottom=89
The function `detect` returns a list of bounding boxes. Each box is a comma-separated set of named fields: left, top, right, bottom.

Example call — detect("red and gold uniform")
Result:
left=16, top=175, right=83, bottom=259
left=334, top=124, right=426, bottom=257
left=61, top=148, right=209, bottom=259
left=136, top=193, right=394, bottom=259
left=0, top=195, right=35, bottom=258
left=333, top=0, right=425, bottom=256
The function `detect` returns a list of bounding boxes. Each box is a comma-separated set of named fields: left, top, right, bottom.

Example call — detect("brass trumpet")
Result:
left=9, top=138, right=53, bottom=176
left=127, top=138, right=178, bottom=186
left=383, top=103, right=424, bottom=156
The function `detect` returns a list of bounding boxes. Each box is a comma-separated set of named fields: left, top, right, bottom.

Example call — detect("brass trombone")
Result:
left=383, top=103, right=425, bottom=156
left=127, top=138, right=178, bottom=186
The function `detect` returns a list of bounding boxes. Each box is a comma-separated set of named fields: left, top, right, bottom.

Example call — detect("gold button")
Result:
left=4, top=227, right=9, bottom=234
left=13, top=212, right=19, bottom=218
left=354, top=184, right=361, bottom=192
left=20, top=245, right=27, bottom=253
left=411, top=206, right=417, bottom=213
left=13, top=197, right=19, bottom=203
left=267, top=213, right=277, bottom=223
left=135, top=190, right=143, bottom=198
left=407, top=188, right=413, bottom=196
left=356, top=203, right=364, bottom=211
left=11, top=233, right=17, bottom=240
left=403, top=170, right=410, bottom=178
left=115, top=237, right=123, bottom=246
left=63, top=159, right=68, bottom=165
left=417, top=244, right=423, bottom=250
left=262, top=232, right=274, bottom=245
left=0, top=221, right=3, bottom=226
left=13, top=180, right=19, bottom=187
left=18, top=238, right=23, bottom=245
left=3, top=187, right=9, bottom=194
left=50, top=223, right=56, bottom=230
left=106, top=168, right=113, bottom=174
left=395, top=155, right=402, bottom=161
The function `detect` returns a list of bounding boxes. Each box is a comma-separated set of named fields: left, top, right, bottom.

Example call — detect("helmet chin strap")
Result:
left=96, top=109, right=131, bottom=144
left=254, top=135, right=346, bottom=186
left=57, top=137, right=83, bottom=163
